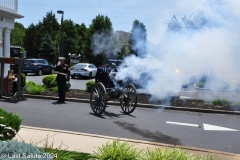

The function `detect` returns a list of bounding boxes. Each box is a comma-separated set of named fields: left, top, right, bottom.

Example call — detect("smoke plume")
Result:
left=91, top=30, right=120, bottom=58
left=115, top=0, right=240, bottom=100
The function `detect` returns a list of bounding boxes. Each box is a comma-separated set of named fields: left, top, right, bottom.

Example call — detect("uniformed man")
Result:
left=54, top=57, right=70, bottom=103
left=95, top=61, right=110, bottom=88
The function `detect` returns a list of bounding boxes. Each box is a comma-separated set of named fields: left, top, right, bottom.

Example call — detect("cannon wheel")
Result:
left=90, top=82, right=107, bottom=115
left=120, top=83, right=138, bottom=114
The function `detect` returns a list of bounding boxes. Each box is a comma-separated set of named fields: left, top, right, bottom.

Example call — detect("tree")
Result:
left=23, top=22, right=44, bottom=58
left=58, top=19, right=79, bottom=64
left=85, top=15, right=113, bottom=65
left=42, top=11, right=59, bottom=41
left=39, top=32, right=55, bottom=63
left=129, top=20, right=147, bottom=57
left=42, top=11, right=59, bottom=62
left=117, top=45, right=128, bottom=59
left=76, top=23, right=88, bottom=62
left=23, top=11, right=60, bottom=60
left=10, top=22, right=25, bottom=47
left=167, top=13, right=215, bottom=32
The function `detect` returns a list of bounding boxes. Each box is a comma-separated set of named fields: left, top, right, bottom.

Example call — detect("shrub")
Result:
left=66, top=81, right=71, bottom=91
left=197, top=82, right=205, bottom=88
left=52, top=86, right=58, bottom=93
left=21, top=73, right=26, bottom=88
left=26, top=85, right=45, bottom=95
left=212, top=99, right=231, bottom=106
left=0, top=140, right=53, bottom=160
left=93, top=139, right=141, bottom=160
left=144, top=147, right=215, bottom=160
left=43, top=138, right=93, bottom=160
left=51, top=82, right=71, bottom=93
left=50, top=78, right=57, bottom=88
left=0, top=108, right=22, bottom=141
left=86, top=80, right=95, bottom=92
left=25, top=80, right=36, bottom=87
left=42, top=75, right=56, bottom=88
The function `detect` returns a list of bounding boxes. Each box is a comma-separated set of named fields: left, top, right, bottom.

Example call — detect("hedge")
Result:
left=0, top=108, right=22, bottom=141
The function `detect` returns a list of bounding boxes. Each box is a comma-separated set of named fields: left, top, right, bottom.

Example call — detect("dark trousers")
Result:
left=12, top=82, right=17, bottom=97
left=57, top=82, right=66, bottom=102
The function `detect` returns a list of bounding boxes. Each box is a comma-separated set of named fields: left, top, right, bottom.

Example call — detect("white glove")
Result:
left=57, top=61, right=60, bottom=66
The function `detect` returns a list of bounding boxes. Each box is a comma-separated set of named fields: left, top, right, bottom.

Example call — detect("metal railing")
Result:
left=0, top=0, right=18, bottom=13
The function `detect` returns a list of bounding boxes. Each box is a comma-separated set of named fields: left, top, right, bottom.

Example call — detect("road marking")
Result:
left=203, top=124, right=239, bottom=131
left=166, top=121, right=199, bottom=127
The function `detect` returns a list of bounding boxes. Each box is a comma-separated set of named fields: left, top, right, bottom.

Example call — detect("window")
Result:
left=76, top=64, right=87, bottom=68
left=45, top=60, right=49, bottom=64
left=37, top=60, right=45, bottom=64
left=24, top=60, right=36, bottom=64
left=92, top=65, right=96, bottom=68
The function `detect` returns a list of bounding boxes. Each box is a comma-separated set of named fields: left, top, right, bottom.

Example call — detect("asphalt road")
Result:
left=26, top=73, right=94, bottom=90
left=1, top=98, right=240, bottom=154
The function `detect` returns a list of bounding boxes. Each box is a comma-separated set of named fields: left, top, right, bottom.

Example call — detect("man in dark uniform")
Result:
left=54, top=57, right=70, bottom=103
left=95, top=61, right=110, bottom=88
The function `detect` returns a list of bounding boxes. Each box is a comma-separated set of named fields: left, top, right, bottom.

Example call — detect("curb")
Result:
left=23, top=94, right=240, bottom=115
left=21, top=125, right=240, bottom=158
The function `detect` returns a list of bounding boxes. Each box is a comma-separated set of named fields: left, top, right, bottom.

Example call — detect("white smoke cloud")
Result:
left=115, top=0, right=240, bottom=100
left=91, top=30, right=120, bottom=58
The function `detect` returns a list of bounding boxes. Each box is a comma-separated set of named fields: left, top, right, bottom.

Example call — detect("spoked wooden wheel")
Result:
left=90, top=82, right=107, bottom=115
left=120, top=83, right=138, bottom=114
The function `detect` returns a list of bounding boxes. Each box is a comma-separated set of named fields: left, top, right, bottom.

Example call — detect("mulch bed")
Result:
left=22, top=88, right=240, bottom=111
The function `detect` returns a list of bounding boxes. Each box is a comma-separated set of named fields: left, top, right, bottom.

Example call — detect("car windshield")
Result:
left=76, top=64, right=87, bottom=68
left=24, top=60, right=36, bottom=64
left=108, top=60, right=122, bottom=66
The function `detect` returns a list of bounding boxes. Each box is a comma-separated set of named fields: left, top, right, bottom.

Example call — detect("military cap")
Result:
left=58, top=57, right=65, bottom=60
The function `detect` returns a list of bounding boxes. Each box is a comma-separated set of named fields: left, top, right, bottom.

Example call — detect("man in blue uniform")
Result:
left=95, top=61, right=110, bottom=88
left=54, top=57, right=70, bottom=103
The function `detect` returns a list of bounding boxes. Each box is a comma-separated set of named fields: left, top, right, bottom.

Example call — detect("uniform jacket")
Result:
left=54, top=64, right=70, bottom=82
left=95, top=66, right=110, bottom=87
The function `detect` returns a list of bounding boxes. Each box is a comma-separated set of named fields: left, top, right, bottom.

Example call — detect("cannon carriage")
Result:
left=90, top=68, right=138, bottom=115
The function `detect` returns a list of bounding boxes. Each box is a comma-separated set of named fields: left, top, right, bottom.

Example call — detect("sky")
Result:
left=17, top=0, right=209, bottom=45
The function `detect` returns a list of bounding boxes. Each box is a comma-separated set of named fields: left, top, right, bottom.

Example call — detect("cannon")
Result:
left=90, top=68, right=138, bottom=115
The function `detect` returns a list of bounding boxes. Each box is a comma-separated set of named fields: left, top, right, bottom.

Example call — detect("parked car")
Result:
left=107, top=59, right=123, bottom=67
left=21, top=58, right=54, bottom=76
left=70, top=63, right=97, bottom=79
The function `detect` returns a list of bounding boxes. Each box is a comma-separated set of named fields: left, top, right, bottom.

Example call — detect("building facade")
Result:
left=0, top=0, right=23, bottom=76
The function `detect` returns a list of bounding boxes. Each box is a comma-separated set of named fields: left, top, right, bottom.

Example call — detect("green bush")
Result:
left=144, top=147, right=215, bottom=160
left=25, top=80, right=36, bottom=87
left=43, top=75, right=71, bottom=91
left=66, top=81, right=71, bottom=91
left=0, top=140, right=52, bottom=160
left=52, top=86, right=58, bottom=93
left=93, top=139, right=141, bottom=160
left=197, top=82, right=205, bottom=88
left=51, top=82, right=71, bottom=93
left=0, top=108, right=22, bottom=141
left=86, top=80, right=95, bottom=92
left=50, top=78, right=57, bottom=88
left=43, top=137, right=93, bottom=160
left=212, top=99, right=231, bottom=106
left=26, top=85, right=45, bottom=95
left=42, top=75, right=56, bottom=88
left=21, top=73, right=26, bottom=88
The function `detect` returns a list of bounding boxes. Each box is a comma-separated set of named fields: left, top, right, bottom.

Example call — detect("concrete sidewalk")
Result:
left=14, top=125, right=240, bottom=160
